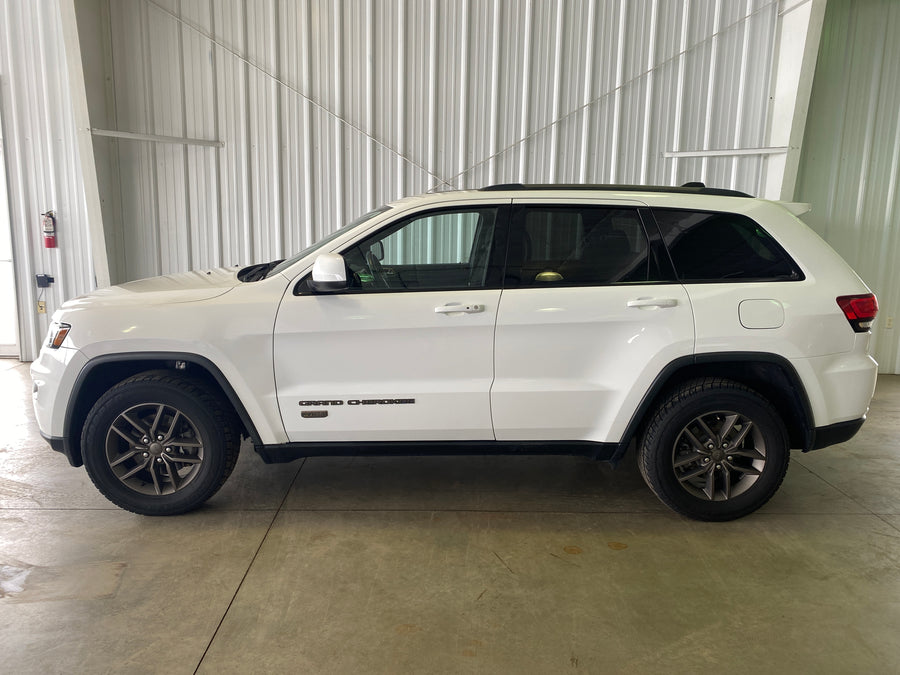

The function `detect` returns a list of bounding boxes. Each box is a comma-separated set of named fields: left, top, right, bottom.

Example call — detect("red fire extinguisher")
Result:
left=41, top=211, right=57, bottom=248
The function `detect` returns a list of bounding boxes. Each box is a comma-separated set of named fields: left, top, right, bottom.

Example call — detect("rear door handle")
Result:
left=435, top=303, right=484, bottom=314
left=626, top=297, right=678, bottom=309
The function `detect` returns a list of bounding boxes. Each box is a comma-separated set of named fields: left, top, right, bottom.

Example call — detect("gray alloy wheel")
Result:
left=105, top=402, right=205, bottom=496
left=639, top=377, right=789, bottom=521
left=671, top=410, right=766, bottom=502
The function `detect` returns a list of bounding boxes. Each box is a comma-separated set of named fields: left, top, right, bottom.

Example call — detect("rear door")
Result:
left=491, top=199, right=695, bottom=443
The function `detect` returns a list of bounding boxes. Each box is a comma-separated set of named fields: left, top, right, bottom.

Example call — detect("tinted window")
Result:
left=341, top=208, right=499, bottom=291
left=506, top=206, right=659, bottom=286
left=653, top=210, right=803, bottom=282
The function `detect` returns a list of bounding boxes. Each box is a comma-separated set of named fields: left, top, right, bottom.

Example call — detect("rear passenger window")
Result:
left=506, top=206, right=661, bottom=286
left=653, top=210, right=804, bottom=282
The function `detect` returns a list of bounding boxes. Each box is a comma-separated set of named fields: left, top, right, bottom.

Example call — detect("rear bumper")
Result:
left=807, top=417, right=865, bottom=451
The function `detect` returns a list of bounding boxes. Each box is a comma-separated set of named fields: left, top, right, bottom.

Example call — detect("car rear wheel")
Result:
left=82, top=372, right=240, bottom=515
left=639, top=378, right=789, bottom=521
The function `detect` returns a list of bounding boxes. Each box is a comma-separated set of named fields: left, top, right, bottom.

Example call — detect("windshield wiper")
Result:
left=238, top=260, right=283, bottom=282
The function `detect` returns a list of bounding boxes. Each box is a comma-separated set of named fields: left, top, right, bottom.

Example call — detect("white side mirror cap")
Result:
left=310, top=253, right=348, bottom=292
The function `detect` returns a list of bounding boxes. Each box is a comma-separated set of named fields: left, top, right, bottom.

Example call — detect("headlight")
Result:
left=48, top=322, right=71, bottom=349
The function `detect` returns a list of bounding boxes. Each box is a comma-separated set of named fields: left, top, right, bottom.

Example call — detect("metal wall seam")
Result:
left=517, top=0, right=533, bottom=183
left=548, top=0, right=564, bottom=183
left=669, top=0, right=690, bottom=186
left=609, top=1, right=627, bottom=182
left=639, top=0, right=659, bottom=185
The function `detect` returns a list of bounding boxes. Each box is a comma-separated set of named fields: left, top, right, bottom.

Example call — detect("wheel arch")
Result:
left=615, top=353, right=814, bottom=461
left=63, top=352, right=261, bottom=467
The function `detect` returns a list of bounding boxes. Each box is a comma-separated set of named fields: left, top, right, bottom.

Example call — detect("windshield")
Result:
left=266, top=205, right=392, bottom=278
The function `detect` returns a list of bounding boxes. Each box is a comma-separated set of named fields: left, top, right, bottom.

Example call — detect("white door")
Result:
left=491, top=200, right=695, bottom=443
left=0, top=123, right=18, bottom=358
left=274, top=204, right=505, bottom=442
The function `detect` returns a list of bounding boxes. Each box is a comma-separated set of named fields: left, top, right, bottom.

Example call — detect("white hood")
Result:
left=63, top=266, right=243, bottom=309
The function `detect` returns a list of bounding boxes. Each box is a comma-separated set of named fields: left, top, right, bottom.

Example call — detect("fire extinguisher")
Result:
left=41, top=210, right=57, bottom=248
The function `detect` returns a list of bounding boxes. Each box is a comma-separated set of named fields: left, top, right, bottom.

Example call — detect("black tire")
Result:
left=81, top=372, right=240, bottom=515
left=638, top=378, right=789, bottom=521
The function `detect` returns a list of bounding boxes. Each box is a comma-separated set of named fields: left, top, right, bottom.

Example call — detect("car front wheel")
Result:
left=81, top=372, right=240, bottom=515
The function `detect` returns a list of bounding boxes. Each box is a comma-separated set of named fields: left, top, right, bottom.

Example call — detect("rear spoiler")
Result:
left=779, top=202, right=812, bottom=216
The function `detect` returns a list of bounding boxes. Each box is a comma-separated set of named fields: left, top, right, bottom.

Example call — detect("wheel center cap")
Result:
left=149, top=442, right=164, bottom=456
left=711, top=449, right=725, bottom=462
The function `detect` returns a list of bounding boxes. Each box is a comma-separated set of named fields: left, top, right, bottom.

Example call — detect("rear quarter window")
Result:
left=652, top=209, right=804, bottom=282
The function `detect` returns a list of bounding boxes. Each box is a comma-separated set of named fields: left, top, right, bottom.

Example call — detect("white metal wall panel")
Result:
left=795, top=0, right=900, bottom=373
left=0, top=0, right=98, bottom=360
left=2, top=0, right=822, bottom=360
left=95, top=0, right=785, bottom=283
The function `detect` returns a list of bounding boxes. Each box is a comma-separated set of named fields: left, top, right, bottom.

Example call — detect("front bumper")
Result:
left=41, top=431, right=82, bottom=467
left=30, top=344, right=84, bottom=442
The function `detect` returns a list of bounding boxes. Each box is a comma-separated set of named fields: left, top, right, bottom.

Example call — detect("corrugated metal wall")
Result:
left=3, top=0, right=832, bottom=361
left=94, top=0, right=782, bottom=283
left=0, top=0, right=98, bottom=361
left=795, top=0, right=900, bottom=373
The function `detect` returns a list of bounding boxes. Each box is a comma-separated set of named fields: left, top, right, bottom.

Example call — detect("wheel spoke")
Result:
left=682, top=428, right=708, bottom=453
left=719, top=414, right=739, bottom=442
left=121, top=412, right=148, bottom=437
left=170, top=438, right=201, bottom=449
left=695, top=418, right=717, bottom=444
left=149, top=404, right=165, bottom=438
left=674, top=451, right=705, bottom=468
left=729, top=447, right=765, bottom=462
left=722, top=465, right=731, bottom=500
left=149, top=461, right=162, bottom=495
left=120, top=458, right=151, bottom=480
left=164, top=411, right=183, bottom=440
left=703, top=466, right=716, bottom=500
left=111, top=425, right=137, bottom=444
left=728, top=420, right=755, bottom=448
left=110, top=450, right=139, bottom=467
left=163, top=458, right=181, bottom=490
left=166, top=455, right=201, bottom=465
left=678, top=463, right=712, bottom=482
left=725, top=461, right=761, bottom=477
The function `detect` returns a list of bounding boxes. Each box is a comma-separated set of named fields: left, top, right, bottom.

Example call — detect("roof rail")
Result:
left=478, top=183, right=754, bottom=198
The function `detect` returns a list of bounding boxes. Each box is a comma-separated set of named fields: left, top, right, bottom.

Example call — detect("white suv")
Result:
left=31, top=184, right=879, bottom=520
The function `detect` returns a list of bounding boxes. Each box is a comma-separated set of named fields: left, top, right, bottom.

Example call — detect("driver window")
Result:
left=343, top=207, right=498, bottom=291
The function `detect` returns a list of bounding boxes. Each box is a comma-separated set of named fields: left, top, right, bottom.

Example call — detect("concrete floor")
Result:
left=1, top=359, right=899, bottom=674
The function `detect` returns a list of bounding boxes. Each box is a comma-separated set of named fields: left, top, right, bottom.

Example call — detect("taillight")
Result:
left=837, top=294, right=878, bottom=333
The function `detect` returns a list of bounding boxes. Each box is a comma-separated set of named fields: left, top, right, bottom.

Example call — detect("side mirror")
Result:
left=309, top=253, right=348, bottom=293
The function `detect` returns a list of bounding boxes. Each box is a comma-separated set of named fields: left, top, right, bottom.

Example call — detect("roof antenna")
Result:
left=681, top=181, right=706, bottom=188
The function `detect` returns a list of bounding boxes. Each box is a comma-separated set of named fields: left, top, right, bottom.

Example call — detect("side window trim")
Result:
left=295, top=204, right=511, bottom=295
left=639, top=207, right=679, bottom=283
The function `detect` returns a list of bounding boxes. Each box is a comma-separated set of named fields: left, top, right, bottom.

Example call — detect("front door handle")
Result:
left=435, top=303, right=484, bottom=314
left=626, top=297, right=678, bottom=309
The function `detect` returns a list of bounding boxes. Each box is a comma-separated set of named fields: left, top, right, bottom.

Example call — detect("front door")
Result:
left=274, top=202, right=507, bottom=442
